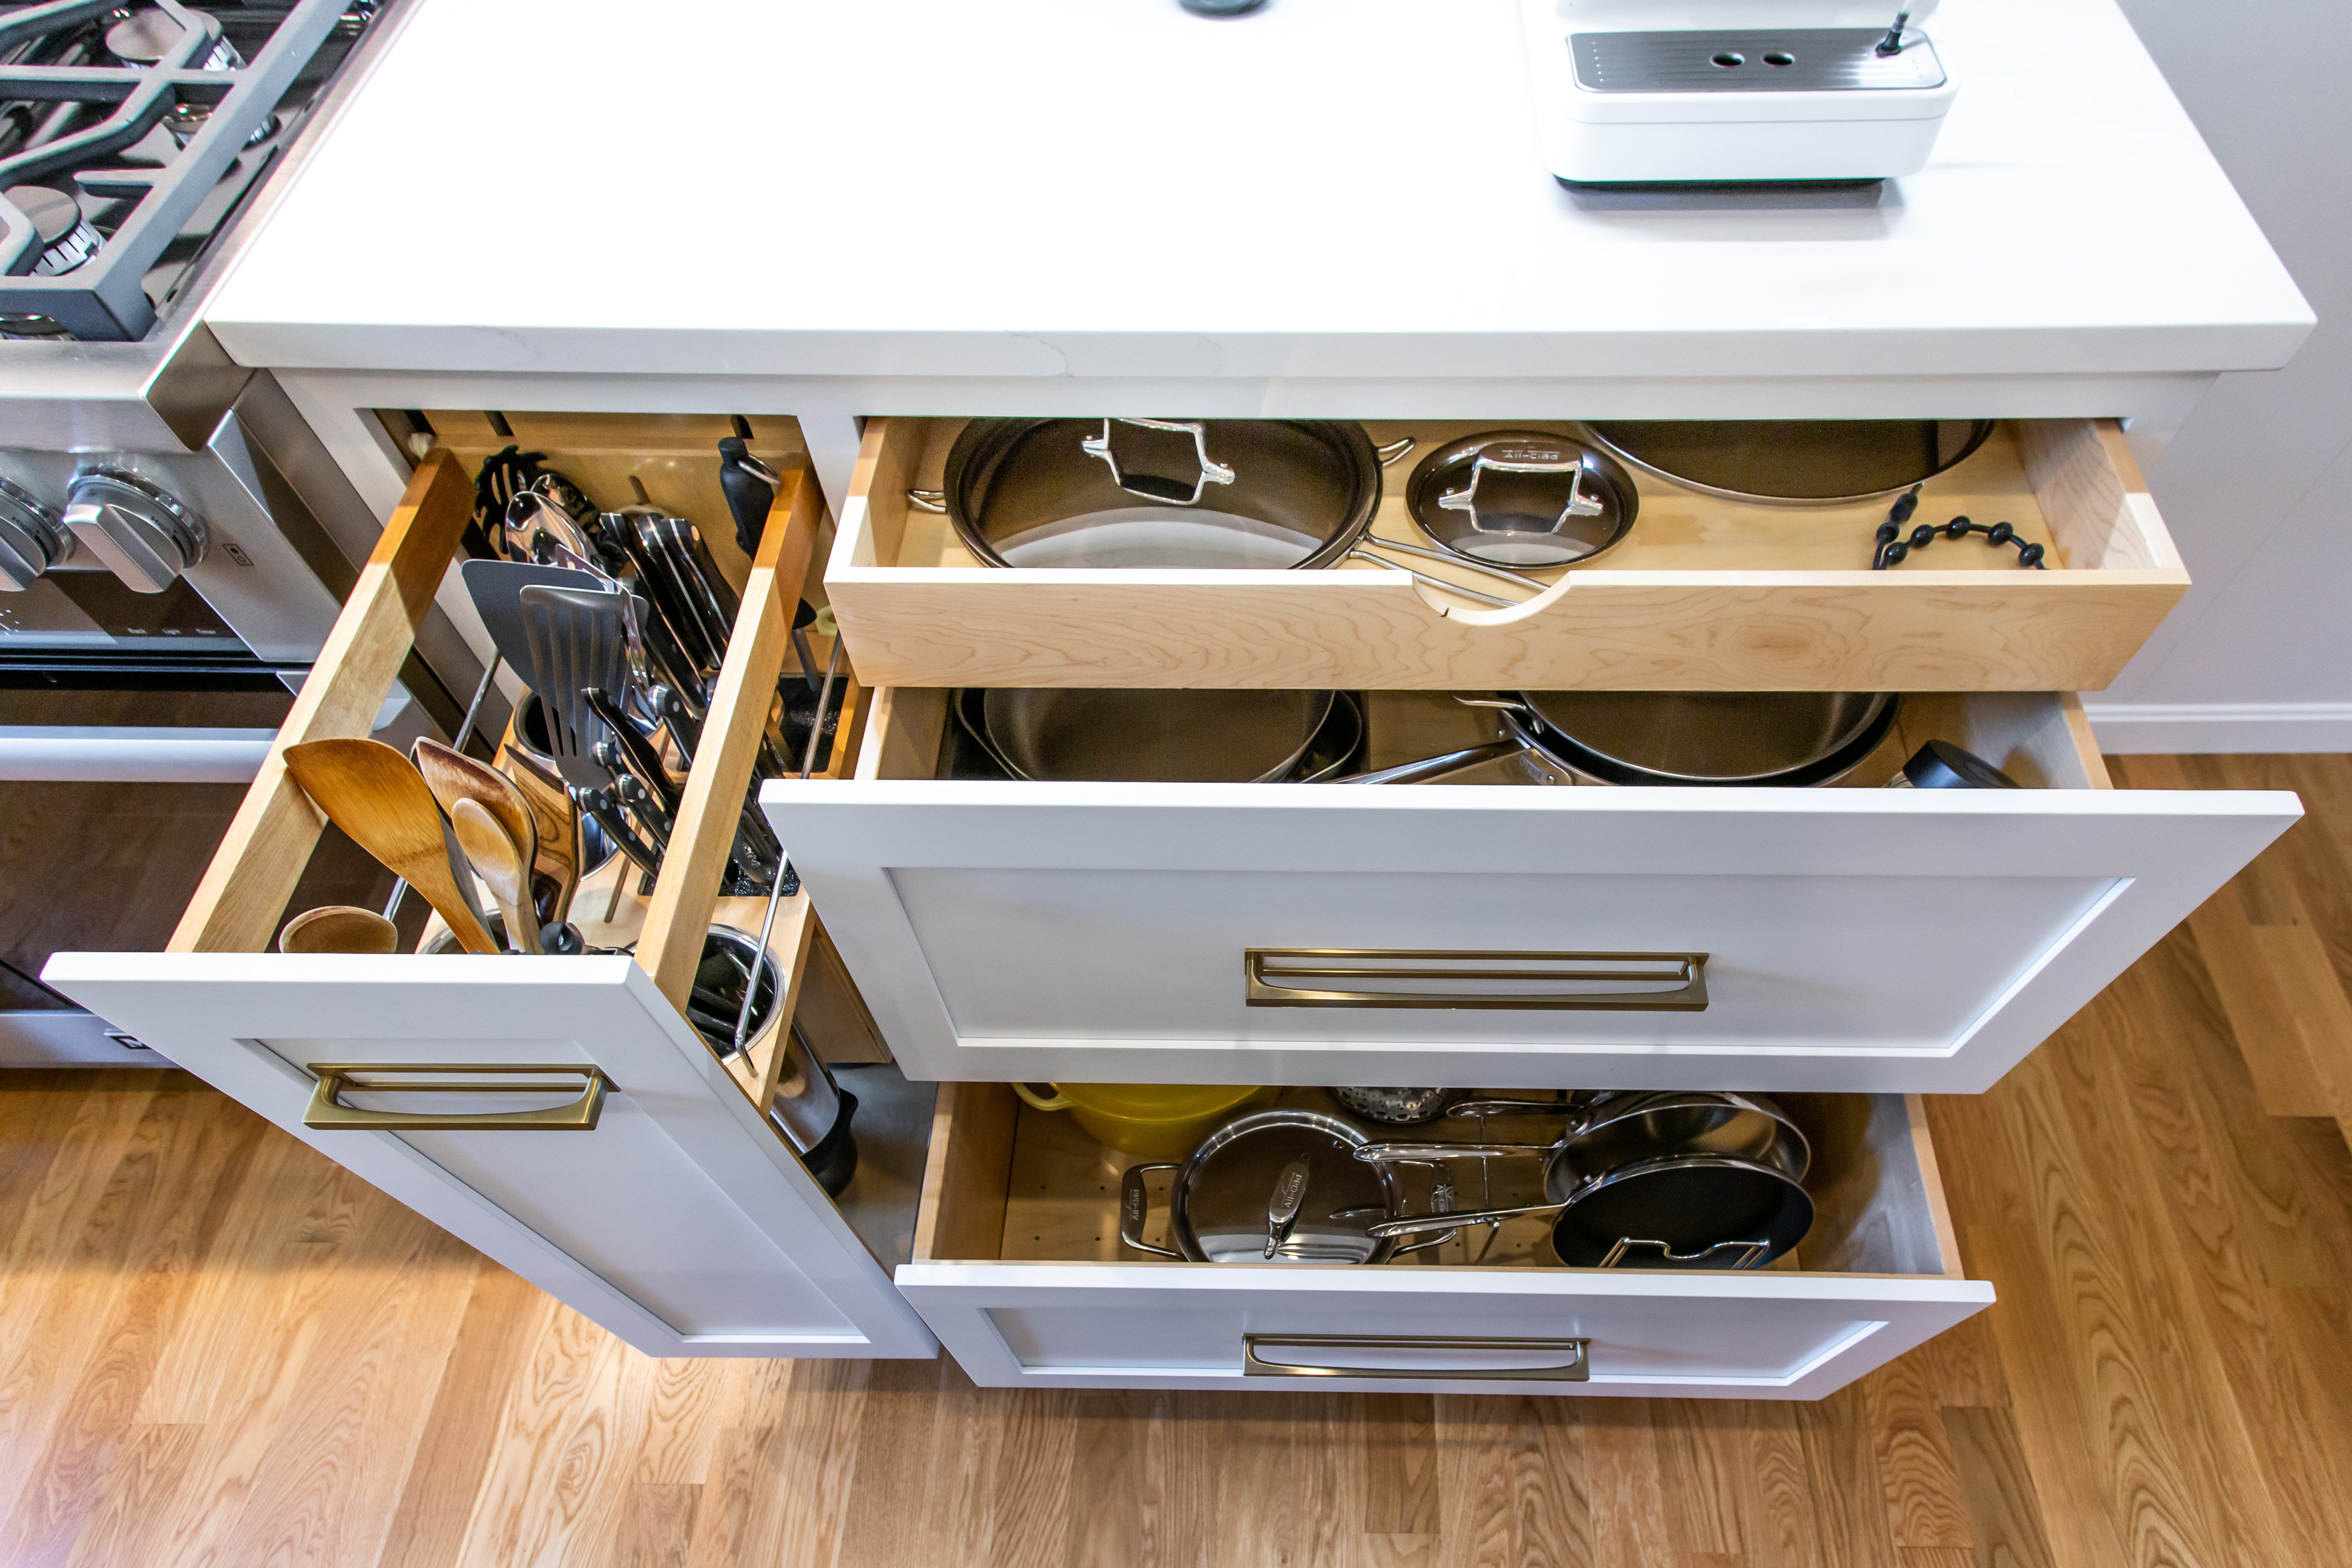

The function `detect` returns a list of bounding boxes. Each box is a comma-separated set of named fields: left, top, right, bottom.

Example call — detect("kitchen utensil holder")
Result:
left=165, top=443, right=859, bottom=1146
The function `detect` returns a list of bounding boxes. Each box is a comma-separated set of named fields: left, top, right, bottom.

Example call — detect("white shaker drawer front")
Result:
left=43, top=955, right=933, bottom=1360
left=897, top=1085, right=1989, bottom=1398
left=898, top=1268, right=1989, bottom=1399
left=763, top=696, right=2295, bottom=1093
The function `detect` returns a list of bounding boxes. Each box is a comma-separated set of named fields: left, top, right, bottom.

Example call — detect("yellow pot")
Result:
left=1012, top=1082, right=1269, bottom=1159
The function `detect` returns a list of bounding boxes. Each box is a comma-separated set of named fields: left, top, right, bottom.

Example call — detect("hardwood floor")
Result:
left=2, top=755, right=2349, bottom=1567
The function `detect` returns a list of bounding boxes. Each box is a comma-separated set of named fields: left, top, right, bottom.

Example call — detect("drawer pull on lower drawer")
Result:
left=1244, top=1333, right=1592, bottom=1382
left=303, top=1062, right=612, bottom=1132
left=1244, top=949, right=1709, bottom=1011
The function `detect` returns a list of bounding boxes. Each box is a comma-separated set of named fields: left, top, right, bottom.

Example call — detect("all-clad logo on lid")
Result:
left=1490, top=446, right=1564, bottom=463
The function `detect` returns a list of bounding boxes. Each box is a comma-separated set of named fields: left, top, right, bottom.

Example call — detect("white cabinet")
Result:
left=46, top=952, right=931, bottom=1358
left=46, top=437, right=930, bottom=1362
left=898, top=1084, right=1990, bottom=1397
left=765, top=689, right=2298, bottom=1093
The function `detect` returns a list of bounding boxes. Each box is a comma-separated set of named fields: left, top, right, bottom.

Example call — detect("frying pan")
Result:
left=1581, top=419, right=1997, bottom=507
left=1338, top=690, right=1898, bottom=788
left=1357, top=1091, right=1815, bottom=1269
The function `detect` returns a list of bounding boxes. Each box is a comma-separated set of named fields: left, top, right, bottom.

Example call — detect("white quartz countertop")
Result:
left=207, top=0, right=2312, bottom=388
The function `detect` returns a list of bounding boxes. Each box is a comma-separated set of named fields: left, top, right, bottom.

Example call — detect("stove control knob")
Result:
left=0, top=476, right=72, bottom=591
left=62, top=468, right=207, bottom=594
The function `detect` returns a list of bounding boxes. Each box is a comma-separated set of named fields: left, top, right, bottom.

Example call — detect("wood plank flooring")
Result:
left=1, top=754, right=2349, bottom=1567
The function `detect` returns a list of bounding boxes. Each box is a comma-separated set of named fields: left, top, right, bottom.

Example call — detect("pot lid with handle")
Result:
left=1404, top=430, right=1640, bottom=569
left=1172, top=1109, right=1400, bottom=1265
left=942, top=418, right=1387, bottom=570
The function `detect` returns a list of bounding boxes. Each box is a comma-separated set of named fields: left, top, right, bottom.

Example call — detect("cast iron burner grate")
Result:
left=0, top=0, right=374, bottom=341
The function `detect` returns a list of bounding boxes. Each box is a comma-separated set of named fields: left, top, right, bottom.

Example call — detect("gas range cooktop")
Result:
left=0, top=0, right=375, bottom=343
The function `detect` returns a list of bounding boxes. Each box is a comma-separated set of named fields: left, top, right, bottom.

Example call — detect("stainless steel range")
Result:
left=2, top=0, right=377, bottom=342
left=0, top=0, right=474, bottom=707
left=0, top=0, right=486, bottom=1062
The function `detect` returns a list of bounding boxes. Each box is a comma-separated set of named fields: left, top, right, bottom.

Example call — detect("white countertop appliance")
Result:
left=1521, top=0, right=1957, bottom=185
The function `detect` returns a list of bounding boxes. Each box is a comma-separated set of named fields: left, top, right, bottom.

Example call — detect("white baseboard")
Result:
left=2080, top=701, right=2352, bottom=755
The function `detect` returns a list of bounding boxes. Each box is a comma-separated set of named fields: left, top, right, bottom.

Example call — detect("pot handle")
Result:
left=1375, top=437, right=1417, bottom=467
left=1080, top=418, right=1236, bottom=507
left=1011, top=1082, right=1074, bottom=1113
left=1326, top=739, right=1527, bottom=786
left=1354, top=1140, right=1556, bottom=1163
left=905, top=488, right=948, bottom=513
left=1364, top=1198, right=1571, bottom=1240
left=1119, top=1162, right=1185, bottom=1259
left=1438, top=449, right=1605, bottom=533
left=1343, top=545, right=1516, bottom=609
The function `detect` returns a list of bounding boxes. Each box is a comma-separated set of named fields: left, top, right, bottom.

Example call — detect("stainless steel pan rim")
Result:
left=1557, top=1090, right=1810, bottom=1184
left=1504, top=689, right=1899, bottom=788
left=1577, top=418, right=1999, bottom=508
left=963, top=687, right=1342, bottom=784
left=942, top=417, right=1385, bottom=571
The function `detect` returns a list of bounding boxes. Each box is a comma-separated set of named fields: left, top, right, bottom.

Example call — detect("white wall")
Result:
left=2084, top=0, right=2352, bottom=752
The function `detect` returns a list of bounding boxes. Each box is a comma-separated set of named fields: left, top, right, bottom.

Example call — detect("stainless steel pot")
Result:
left=1359, top=1091, right=1815, bottom=1269
left=934, top=418, right=1390, bottom=570
left=961, top=687, right=1346, bottom=783
left=1403, top=431, right=1639, bottom=569
left=1581, top=419, right=1997, bottom=507
left=1120, top=1108, right=1407, bottom=1264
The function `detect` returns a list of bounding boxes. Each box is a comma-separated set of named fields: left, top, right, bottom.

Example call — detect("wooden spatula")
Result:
left=412, top=738, right=568, bottom=921
left=452, top=798, right=543, bottom=954
left=279, top=905, right=400, bottom=954
left=283, top=738, right=502, bottom=955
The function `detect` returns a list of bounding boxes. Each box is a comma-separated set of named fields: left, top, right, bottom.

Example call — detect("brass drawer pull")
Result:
left=302, top=1062, right=612, bottom=1132
left=1244, top=1333, right=1592, bottom=1382
left=1244, top=949, right=1708, bottom=1011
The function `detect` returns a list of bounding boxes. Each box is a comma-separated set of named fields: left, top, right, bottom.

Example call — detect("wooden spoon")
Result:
left=452, top=798, right=543, bottom=955
left=279, top=905, right=400, bottom=954
left=283, top=738, right=501, bottom=955
left=489, top=739, right=581, bottom=922
left=411, top=738, right=564, bottom=919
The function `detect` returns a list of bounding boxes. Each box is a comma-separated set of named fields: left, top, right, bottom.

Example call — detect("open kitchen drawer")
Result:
left=827, top=417, right=2189, bottom=692
left=897, top=1082, right=1992, bottom=1397
left=762, top=686, right=2299, bottom=1093
left=45, top=441, right=933, bottom=1360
